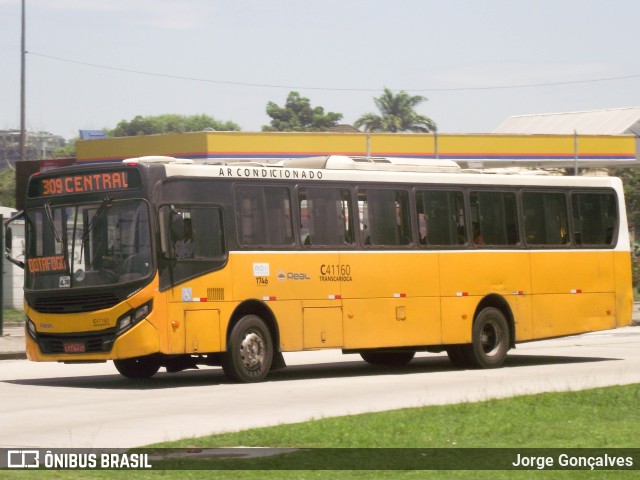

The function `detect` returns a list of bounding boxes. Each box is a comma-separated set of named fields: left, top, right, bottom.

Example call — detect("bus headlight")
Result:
left=26, top=318, right=37, bottom=340
left=117, top=301, right=152, bottom=335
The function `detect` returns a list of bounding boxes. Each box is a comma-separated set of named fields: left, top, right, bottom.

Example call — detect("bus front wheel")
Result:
left=465, top=307, right=510, bottom=369
left=222, top=315, right=273, bottom=383
left=114, top=355, right=161, bottom=379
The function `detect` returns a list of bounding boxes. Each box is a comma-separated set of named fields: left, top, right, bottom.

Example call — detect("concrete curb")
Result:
left=0, top=323, right=26, bottom=360
left=0, top=352, right=27, bottom=360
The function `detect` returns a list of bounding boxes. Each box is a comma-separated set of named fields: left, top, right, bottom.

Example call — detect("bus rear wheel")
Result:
left=360, top=351, right=415, bottom=366
left=465, top=307, right=510, bottom=369
left=114, top=355, right=161, bottom=379
left=222, top=315, right=273, bottom=383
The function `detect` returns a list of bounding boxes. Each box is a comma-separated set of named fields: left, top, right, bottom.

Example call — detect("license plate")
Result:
left=63, top=342, right=86, bottom=353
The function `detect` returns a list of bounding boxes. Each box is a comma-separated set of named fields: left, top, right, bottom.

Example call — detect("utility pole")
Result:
left=433, top=128, right=439, bottom=160
left=19, top=0, right=26, bottom=162
left=0, top=214, right=3, bottom=336
left=573, top=130, right=579, bottom=176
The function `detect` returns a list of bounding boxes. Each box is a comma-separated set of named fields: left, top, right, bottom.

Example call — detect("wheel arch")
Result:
left=227, top=299, right=281, bottom=351
left=473, top=294, right=516, bottom=348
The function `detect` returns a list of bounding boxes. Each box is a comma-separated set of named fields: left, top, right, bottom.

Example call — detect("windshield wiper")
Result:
left=43, top=201, right=71, bottom=277
left=44, top=201, right=62, bottom=243
left=82, top=196, right=113, bottom=243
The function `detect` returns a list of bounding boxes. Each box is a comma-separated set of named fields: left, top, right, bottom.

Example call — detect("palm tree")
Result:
left=355, top=88, right=436, bottom=133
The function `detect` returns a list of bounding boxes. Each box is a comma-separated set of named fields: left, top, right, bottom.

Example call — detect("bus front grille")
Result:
left=32, top=292, right=120, bottom=314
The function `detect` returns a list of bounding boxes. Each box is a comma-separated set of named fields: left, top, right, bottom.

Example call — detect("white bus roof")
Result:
left=127, top=155, right=461, bottom=172
left=281, top=155, right=462, bottom=173
left=125, top=155, right=621, bottom=189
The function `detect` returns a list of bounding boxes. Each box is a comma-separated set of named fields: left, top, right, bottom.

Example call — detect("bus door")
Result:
left=161, top=205, right=227, bottom=355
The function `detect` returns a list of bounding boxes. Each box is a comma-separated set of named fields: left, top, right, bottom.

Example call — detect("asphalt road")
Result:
left=1, top=326, right=639, bottom=449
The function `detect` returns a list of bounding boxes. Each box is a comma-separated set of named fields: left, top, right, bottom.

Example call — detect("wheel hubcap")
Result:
left=240, top=331, right=264, bottom=369
left=480, top=320, right=501, bottom=356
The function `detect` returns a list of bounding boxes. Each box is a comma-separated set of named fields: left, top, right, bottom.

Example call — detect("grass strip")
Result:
left=2, top=383, right=639, bottom=480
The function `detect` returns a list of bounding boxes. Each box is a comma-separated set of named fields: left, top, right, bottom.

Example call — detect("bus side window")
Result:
left=523, top=191, right=569, bottom=246
left=171, top=214, right=194, bottom=258
left=416, top=190, right=466, bottom=246
left=236, top=189, right=265, bottom=246
left=160, top=206, right=225, bottom=259
left=265, top=187, right=294, bottom=245
left=359, top=189, right=411, bottom=246
left=470, top=191, right=519, bottom=247
left=298, top=187, right=353, bottom=247
left=191, top=207, right=225, bottom=257
left=235, top=186, right=294, bottom=247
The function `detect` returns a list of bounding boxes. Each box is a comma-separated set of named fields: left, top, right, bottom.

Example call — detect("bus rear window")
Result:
left=572, top=192, right=618, bottom=246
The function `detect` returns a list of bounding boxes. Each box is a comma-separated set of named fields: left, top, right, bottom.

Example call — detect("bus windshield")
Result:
left=25, top=199, right=152, bottom=290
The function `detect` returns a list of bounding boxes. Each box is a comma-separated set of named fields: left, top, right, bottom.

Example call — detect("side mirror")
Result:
left=5, top=211, right=25, bottom=269
left=5, top=225, right=12, bottom=251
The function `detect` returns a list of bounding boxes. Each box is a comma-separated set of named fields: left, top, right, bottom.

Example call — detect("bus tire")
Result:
left=465, top=307, right=510, bottom=369
left=360, top=351, right=415, bottom=366
left=114, top=355, right=161, bottom=379
left=222, top=315, right=273, bottom=383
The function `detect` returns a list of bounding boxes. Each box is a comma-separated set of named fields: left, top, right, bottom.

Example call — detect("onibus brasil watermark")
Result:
left=5, top=449, right=151, bottom=470
left=2, top=448, right=639, bottom=471
left=512, top=452, right=635, bottom=470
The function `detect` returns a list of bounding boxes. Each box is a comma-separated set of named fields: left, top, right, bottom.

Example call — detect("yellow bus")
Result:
left=5, top=155, right=633, bottom=382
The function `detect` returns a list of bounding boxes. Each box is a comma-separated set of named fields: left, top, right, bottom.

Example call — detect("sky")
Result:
left=1, top=0, right=639, bottom=141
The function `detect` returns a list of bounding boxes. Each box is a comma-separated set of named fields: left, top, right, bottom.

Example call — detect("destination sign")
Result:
left=29, top=170, right=141, bottom=198
left=27, top=255, right=67, bottom=273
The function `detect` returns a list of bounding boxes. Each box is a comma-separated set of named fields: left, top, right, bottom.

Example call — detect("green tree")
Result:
left=262, top=92, right=343, bottom=132
left=108, top=114, right=240, bottom=137
left=0, top=168, right=16, bottom=208
left=355, top=87, right=436, bottom=133
left=611, top=167, right=640, bottom=287
left=53, top=138, right=78, bottom=158
left=611, top=167, right=640, bottom=229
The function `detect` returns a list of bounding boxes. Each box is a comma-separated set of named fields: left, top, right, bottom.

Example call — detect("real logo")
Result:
left=277, top=270, right=311, bottom=281
left=287, top=272, right=311, bottom=280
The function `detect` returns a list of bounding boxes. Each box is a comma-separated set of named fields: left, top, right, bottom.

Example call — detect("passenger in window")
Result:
left=174, top=218, right=194, bottom=258
left=472, top=222, right=484, bottom=246
left=304, top=233, right=313, bottom=246
left=362, top=225, right=371, bottom=245
left=457, top=226, right=467, bottom=245
left=418, top=215, right=428, bottom=244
